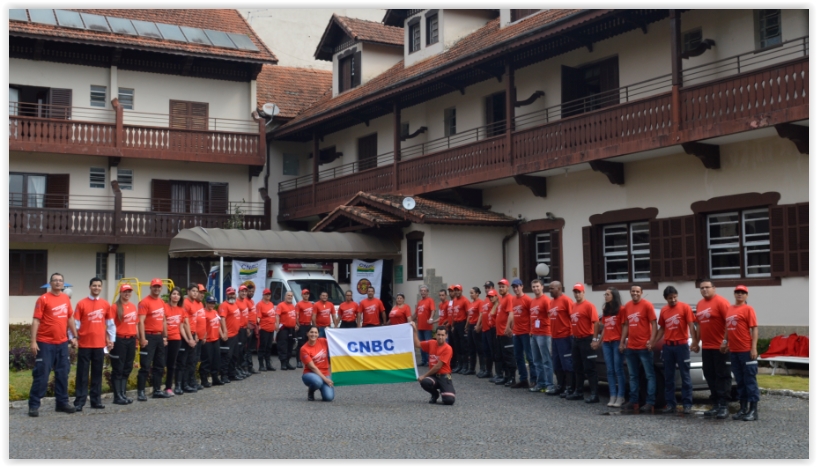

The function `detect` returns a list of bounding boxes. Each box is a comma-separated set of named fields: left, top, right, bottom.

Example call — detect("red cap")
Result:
left=238, top=285, right=248, bottom=291
left=486, top=290, right=498, bottom=297
left=447, top=285, right=454, bottom=290
left=150, top=278, right=163, bottom=287
left=302, top=289, right=310, bottom=294
left=120, top=284, right=133, bottom=292
left=226, top=287, right=236, bottom=295
left=262, top=288, right=272, bottom=295
left=197, top=284, right=206, bottom=292
left=452, top=284, right=462, bottom=290
left=572, top=283, right=585, bottom=292
left=498, top=279, right=509, bottom=286
left=734, top=285, right=749, bottom=293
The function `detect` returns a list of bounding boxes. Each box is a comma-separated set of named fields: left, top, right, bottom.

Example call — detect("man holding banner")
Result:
left=410, top=322, right=455, bottom=405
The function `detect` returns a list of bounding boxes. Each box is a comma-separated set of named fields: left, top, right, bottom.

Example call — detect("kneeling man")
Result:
left=411, top=322, right=455, bottom=405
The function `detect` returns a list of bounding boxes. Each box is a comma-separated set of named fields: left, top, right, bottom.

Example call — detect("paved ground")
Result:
left=9, top=359, right=809, bottom=459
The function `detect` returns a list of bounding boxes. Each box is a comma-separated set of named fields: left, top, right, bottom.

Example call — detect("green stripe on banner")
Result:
left=332, top=368, right=417, bottom=387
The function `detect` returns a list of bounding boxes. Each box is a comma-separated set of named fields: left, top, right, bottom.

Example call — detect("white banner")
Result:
left=350, top=259, right=382, bottom=302
left=231, top=259, right=267, bottom=302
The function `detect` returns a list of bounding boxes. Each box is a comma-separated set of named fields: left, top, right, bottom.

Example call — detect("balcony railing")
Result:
left=278, top=37, right=809, bottom=220
left=9, top=102, right=265, bottom=166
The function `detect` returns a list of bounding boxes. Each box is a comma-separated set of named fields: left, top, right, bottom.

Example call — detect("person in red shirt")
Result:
left=276, top=291, right=298, bottom=370
left=336, top=290, right=360, bottom=329
left=219, top=287, right=243, bottom=382
left=413, top=286, right=437, bottom=367
left=508, top=279, right=535, bottom=388
left=295, top=289, right=314, bottom=368
left=137, top=278, right=170, bottom=401
left=494, top=279, right=516, bottom=386
left=180, top=284, right=204, bottom=394
left=591, top=287, right=625, bottom=407
left=192, top=283, right=208, bottom=390
left=693, top=279, right=733, bottom=419
left=359, top=287, right=385, bottom=328
left=545, top=281, right=574, bottom=396
left=387, top=293, right=412, bottom=325
left=314, top=291, right=335, bottom=337
left=233, top=285, right=251, bottom=378
left=565, top=283, right=600, bottom=403
left=619, top=285, right=658, bottom=413
left=202, top=295, right=227, bottom=384
left=466, top=287, right=484, bottom=376
left=448, top=284, right=470, bottom=375
left=111, top=283, right=137, bottom=406
left=300, top=326, right=334, bottom=402
left=724, top=285, right=760, bottom=421
left=28, top=272, right=78, bottom=417
left=411, top=322, right=455, bottom=405
left=162, top=288, right=186, bottom=396
left=529, top=279, right=553, bottom=392
left=256, top=289, right=277, bottom=372
left=650, top=286, right=696, bottom=414
left=475, top=289, right=499, bottom=380
left=72, top=277, right=113, bottom=411
left=243, top=282, right=259, bottom=374
left=437, top=289, right=450, bottom=333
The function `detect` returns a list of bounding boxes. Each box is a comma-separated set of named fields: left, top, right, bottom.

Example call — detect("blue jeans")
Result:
left=417, top=330, right=432, bottom=364
left=302, top=372, right=335, bottom=401
left=662, top=343, right=693, bottom=407
left=530, top=335, right=553, bottom=388
left=29, top=341, right=71, bottom=409
left=730, top=351, right=760, bottom=402
left=625, top=348, right=656, bottom=405
left=317, top=327, right=327, bottom=338
left=602, top=341, right=626, bottom=398
left=512, top=334, right=535, bottom=382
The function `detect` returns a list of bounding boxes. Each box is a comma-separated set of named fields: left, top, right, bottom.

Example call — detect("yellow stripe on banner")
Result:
left=332, top=352, right=415, bottom=373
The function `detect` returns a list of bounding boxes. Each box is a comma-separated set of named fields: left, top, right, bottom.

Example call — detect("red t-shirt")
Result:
left=623, top=300, right=657, bottom=350
left=696, top=295, right=730, bottom=350
left=467, top=299, right=482, bottom=325
left=74, top=297, right=112, bottom=348
left=113, top=302, right=138, bottom=337
left=726, top=304, right=758, bottom=353
left=450, top=297, right=469, bottom=322
left=602, top=308, right=624, bottom=343
left=301, top=337, right=330, bottom=376
left=548, top=295, right=573, bottom=339
left=438, top=301, right=450, bottom=326
left=164, top=304, right=185, bottom=341
left=480, top=300, right=495, bottom=332
left=314, top=301, right=334, bottom=327
left=183, top=298, right=198, bottom=335
left=512, top=294, right=533, bottom=335
left=276, top=302, right=297, bottom=328
left=495, top=294, right=513, bottom=335
left=219, top=301, right=241, bottom=338
left=296, top=301, right=314, bottom=326
left=33, top=293, right=73, bottom=345
left=420, top=340, right=453, bottom=375
left=138, top=295, right=166, bottom=334
left=529, top=295, right=552, bottom=336
left=415, top=297, right=436, bottom=331
left=338, top=301, right=360, bottom=323
left=571, top=300, right=599, bottom=338
left=359, top=298, right=385, bottom=326
left=659, top=302, right=694, bottom=342
left=205, top=308, right=221, bottom=343
left=388, top=304, right=411, bottom=325
left=236, top=298, right=250, bottom=328
left=246, top=298, right=257, bottom=328
left=257, top=301, right=277, bottom=332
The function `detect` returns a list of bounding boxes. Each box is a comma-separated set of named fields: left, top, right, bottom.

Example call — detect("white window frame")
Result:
left=95, top=252, right=108, bottom=277
left=444, top=107, right=456, bottom=137
left=90, top=167, right=106, bottom=189
left=408, top=22, right=421, bottom=53
left=90, top=85, right=107, bottom=108
left=755, top=9, right=782, bottom=50
left=742, top=208, right=771, bottom=278
left=115, top=252, right=125, bottom=280
left=415, top=240, right=423, bottom=278
left=117, top=168, right=133, bottom=190
left=630, top=222, right=650, bottom=281
left=602, top=222, right=650, bottom=283
left=118, top=88, right=134, bottom=110
left=534, top=232, right=552, bottom=282
left=706, top=209, right=770, bottom=279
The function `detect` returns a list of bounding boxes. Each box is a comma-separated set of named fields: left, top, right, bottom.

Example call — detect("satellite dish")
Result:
left=402, top=196, right=416, bottom=210
left=535, top=263, right=550, bottom=277
left=262, top=103, right=280, bottom=117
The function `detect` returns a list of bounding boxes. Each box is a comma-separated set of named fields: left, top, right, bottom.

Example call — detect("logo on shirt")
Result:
left=390, top=308, right=401, bottom=318
left=664, top=314, right=681, bottom=329
left=364, top=305, right=378, bottom=314
left=150, top=308, right=165, bottom=319
left=698, top=308, right=712, bottom=321
left=166, top=315, right=182, bottom=326
left=87, top=308, right=106, bottom=322
left=627, top=313, right=641, bottom=326
left=51, top=303, right=69, bottom=319
left=604, top=316, right=617, bottom=327
left=548, top=307, right=559, bottom=319
left=429, top=355, right=439, bottom=367
left=570, top=312, right=580, bottom=324
left=725, top=315, right=739, bottom=330
left=417, top=305, right=426, bottom=313
left=209, top=317, right=221, bottom=327
left=513, top=305, right=525, bottom=317
left=311, top=349, right=327, bottom=364
left=123, top=311, right=137, bottom=324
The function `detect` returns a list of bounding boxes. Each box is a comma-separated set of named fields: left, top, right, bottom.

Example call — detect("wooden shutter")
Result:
left=519, top=231, right=534, bottom=291
left=169, top=100, right=189, bottom=129
left=582, top=226, right=603, bottom=285
left=339, top=57, right=351, bottom=93
left=151, top=179, right=172, bottom=212
left=45, top=174, right=69, bottom=208
left=190, top=102, right=208, bottom=131
left=682, top=215, right=700, bottom=281
left=169, top=100, right=209, bottom=130
left=9, top=251, right=22, bottom=296
left=650, top=215, right=699, bottom=282
left=353, top=51, right=362, bottom=88
left=550, top=230, right=563, bottom=284
left=771, top=202, right=809, bottom=277
left=47, top=88, right=72, bottom=120
left=598, top=56, right=620, bottom=108
left=208, top=182, right=228, bottom=214
left=649, top=219, right=665, bottom=282
left=358, top=134, right=378, bottom=171
left=561, top=65, right=586, bottom=118
left=10, top=250, right=47, bottom=296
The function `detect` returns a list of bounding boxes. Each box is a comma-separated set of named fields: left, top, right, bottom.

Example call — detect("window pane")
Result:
left=416, top=240, right=423, bottom=277
left=630, top=222, right=650, bottom=253
left=96, top=252, right=108, bottom=277
left=90, top=85, right=106, bottom=107
left=115, top=253, right=125, bottom=280
left=118, top=88, right=134, bottom=110
left=708, top=212, right=739, bottom=247
left=117, top=169, right=133, bottom=190
left=758, top=9, right=782, bottom=48
left=746, top=245, right=771, bottom=277
left=10, top=174, right=23, bottom=207
left=743, top=209, right=769, bottom=245
left=603, top=225, right=628, bottom=255
left=535, top=232, right=551, bottom=281
left=90, top=167, right=106, bottom=188
left=633, top=254, right=651, bottom=281
left=28, top=175, right=45, bottom=208
left=710, top=248, right=741, bottom=278
left=604, top=256, right=629, bottom=282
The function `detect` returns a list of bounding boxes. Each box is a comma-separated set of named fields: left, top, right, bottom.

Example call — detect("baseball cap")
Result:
left=197, top=284, right=206, bottom=292
left=302, top=289, right=310, bottom=294
left=452, top=284, right=462, bottom=291
left=205, top=295, right=217, bottom=304
left=226, top=287, right=236, bottom=295
left=484, top=280, right=495, bottom=288
left=572, top=283, right=585, bottom=292
left=498, top=279, right=509, bottom=286
left=238, top=285, right=248, bottom=291
left=120, top=284, right=133, bottom=292
left=734, top=285, right=749, bottom=293
left=262, top=288, right=272, bottom=295
left=150, top=278, right=163, bottom=287
left=486, top=290, right=498, bottom=297
left=510, top=278, right=524, bottom=287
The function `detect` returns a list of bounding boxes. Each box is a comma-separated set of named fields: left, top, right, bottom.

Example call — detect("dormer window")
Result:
left=338, top=50, right=360, bottom=93
left=426, top=13, right=439, bottom=45
left=408, top=20, right=421, bottom=53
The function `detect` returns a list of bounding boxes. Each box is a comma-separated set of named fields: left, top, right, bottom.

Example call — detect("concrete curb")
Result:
left=759, top=387, right=809, bottom=400
left=10, top=389, right=140, bottom=409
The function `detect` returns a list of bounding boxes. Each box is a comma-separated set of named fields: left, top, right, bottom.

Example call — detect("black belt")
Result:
left=146, top=331, right=163, bottom=335
left=665, top=340, right=687, bottom=346
left=116, top=335, right=135, bottom=339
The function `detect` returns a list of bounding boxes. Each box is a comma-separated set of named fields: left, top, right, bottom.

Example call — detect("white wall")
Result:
left=404, top=10, right=494, bottom=68
left=360, top=43, right=402, bottom=84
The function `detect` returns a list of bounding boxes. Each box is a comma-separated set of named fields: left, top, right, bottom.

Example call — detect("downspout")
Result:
left=501, top=221, right=522, bottom=279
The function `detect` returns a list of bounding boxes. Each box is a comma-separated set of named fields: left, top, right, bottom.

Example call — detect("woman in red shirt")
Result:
left=387, top=294, right=412, bottom=325
left=163, top=288, right=184, bottom=397
left=300, top=326, right=334, bottom=401
left=256, top=289, right=277, bottom=372
left=111, top=284, right=137, bottom=405
left=466, top=287, right=483, bottom=376
left=725, top=285, right=760, bottom=421
left=593, top=287, right=625, bottom=408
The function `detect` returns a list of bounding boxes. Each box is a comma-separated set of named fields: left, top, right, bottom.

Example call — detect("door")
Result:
left=561, top=65, right=587, bottom=118
left=357, top=133, right=378, bottom=171
left=485, top=91, right=506, bottom=137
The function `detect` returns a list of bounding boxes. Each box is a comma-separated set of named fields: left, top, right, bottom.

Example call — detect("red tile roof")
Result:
left=256, top=65, right=332, bottom=119
left=9, top=9, right=277, bottom=63
left=277, top=9, right=589, bottom=137
left=334, top=15, right=404, bottom=47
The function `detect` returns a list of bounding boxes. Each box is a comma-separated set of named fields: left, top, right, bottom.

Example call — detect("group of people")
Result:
left=28, top=272, right=760, bottom=420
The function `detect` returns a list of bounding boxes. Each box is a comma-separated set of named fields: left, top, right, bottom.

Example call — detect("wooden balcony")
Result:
left=9, top=102, right=265, bottom=166
left=9, top=194, right=270, bottom=245
left=278, top=39, right=809, bottom=222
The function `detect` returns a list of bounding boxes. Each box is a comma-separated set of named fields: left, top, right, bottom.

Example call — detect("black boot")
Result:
left=174, top=370, right=185, bottom=395
left=258, top=357, right=267, bottom=372
left=561, top=373, right=574, bottom=398
left=742, top=401, right=758, bottom=421
left=716, top=402, right=730, bottom=419
left=136, top=375, right=148, bottom=402
left=212, top=375, right=224, bottom=385
left=584, top=391, right=600, bottom=403
left=112, top=379, right=128, bottom=405
left=121, top=378, right=133, bottom=404
left=732, top=400, right=748, bottom=420
left=561, top=386, right=575, bottom=399
left=266, top=357, right=276, bottom=371
left=545, top=385, right=563, bottom=396
left=585, top=373, right=600, bottom=403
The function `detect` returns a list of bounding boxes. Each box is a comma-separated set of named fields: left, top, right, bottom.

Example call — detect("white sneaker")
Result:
left=612, top=396, right=623, bottom=408
left=607, top=398, right=615, bottom=407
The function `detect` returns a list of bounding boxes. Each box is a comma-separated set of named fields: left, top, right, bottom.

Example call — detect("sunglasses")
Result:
left=735, top=291, right=748, bottom=294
